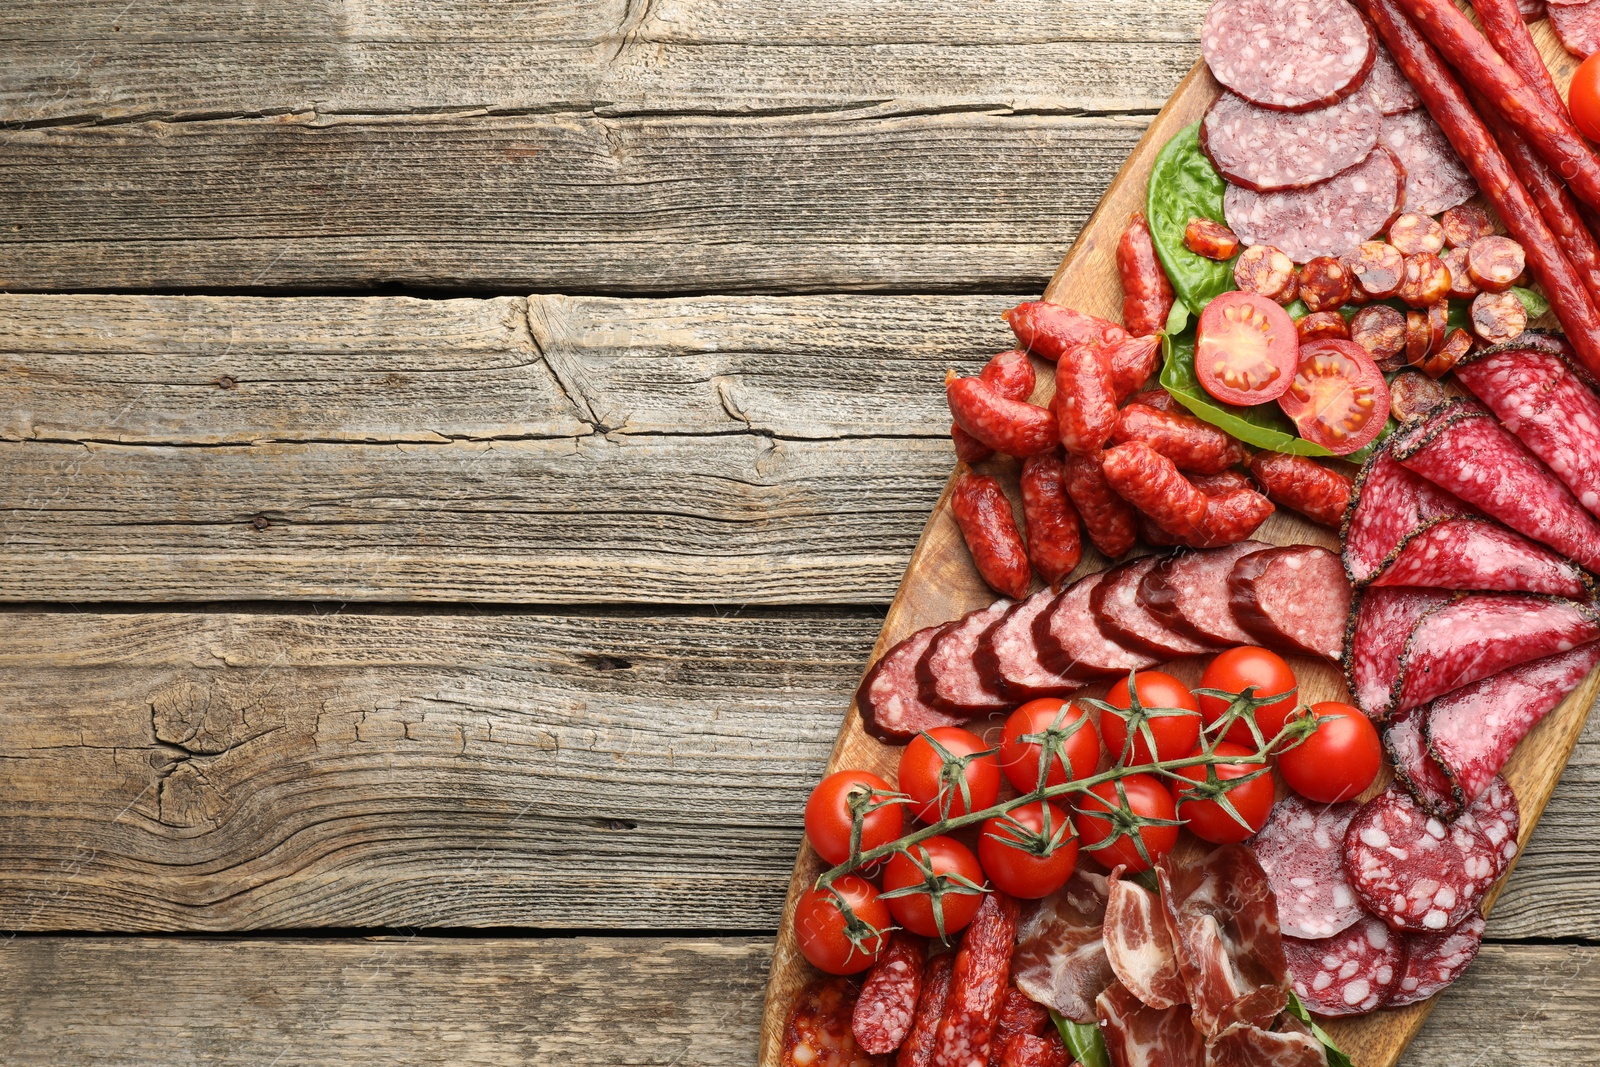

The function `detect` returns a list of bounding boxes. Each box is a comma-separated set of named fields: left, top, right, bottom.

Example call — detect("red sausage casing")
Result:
left=1020, top=453, right=1084, bottom=587
left=1248, top=451, right=1354, bottom=528
left=1005, top=301, right=1127, bottom=362
left=952, top=473, right=1033, bottom=599
left=1061, top=451, right=1138, bottom=559
left=1100, top=441, right=1210, bottom=539
left=1111, top=403, right=1247, bottom=475
left=1117, top=211, right=1176, bottom=337
left=1051, top=347, right=1120, bottom=457
left=948, top=371, right=1058, bottom=458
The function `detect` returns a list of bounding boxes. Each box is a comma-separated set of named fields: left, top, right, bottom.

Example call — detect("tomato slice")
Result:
left=1195, top=291, right=1298, bottom=406
left=1278, top=338, right=1391, bottom=455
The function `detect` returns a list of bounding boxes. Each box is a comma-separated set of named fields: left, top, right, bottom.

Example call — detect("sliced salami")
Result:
left=1282, top=915, right=1403, bottom=1017
left=918, top=601, right=1015, bottom=715
left=1342, top=438, right=1477, bottom=585
left=1103, top=867, right=1185, bottom=1010
left=1455, top=775, right=1522, bottom=879
left=1201, top=89, right=1383, bottom=192
left=1388, top=911, right=1486, bottom=1008
left=1455, top=345, right=1600, bottom=522
left=1092, top=556, right=1215, bottom=659
left=1379, top=108, right=1478, bottom=215
left=858, top=624, right=970, bottom=742
left=1225, top=146, right=1405, bottom=263
left=1249, top=794, right=1363, bottom=940
left=1227, top=545, right=1350, bottom=661
left=1372, top=516, right=1593, bottom=597
left=974, top=588, right=1081, bottom=702
left=896, top=954, right=954, bottom=1067
left=1204, top=1023, right=1328, bottom=1067
left=1138, top=542, right=1268, bottom=648
left=1393, top=593, right=1600, bottom=715
left=1385, top=710, right=1459, bottom=817
left=1011, top=871, right=1114, bottom=1025
left=1095, top=982, right=1206, bottom=1067
left=1345, top=586, right=1454, bottom=722
left=1428, top=641, right=1600, bottom=805
left=781, top=977, right=880, bottom=1067
left=1367, top=45, right=1422, bottom=115
left=853, top=933, right=926, bottom=1055
left=1034, top=571, right=1159, bottom=680
left=1200, top=0, right=1375, bottom=112
left=1551, top=0, right=1600, bottom=58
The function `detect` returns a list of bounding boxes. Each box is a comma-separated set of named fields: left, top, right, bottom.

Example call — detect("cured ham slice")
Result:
left=1010, top=871, right=1114, bottom=1025
left=1345, top=586, right=1454, bottom=722
left=1204, top=1023, right=1328, bottom=1067
left=1103, top=867, right=1185, bottom=1010
left=1095, top=982, right=1205, bottom=1067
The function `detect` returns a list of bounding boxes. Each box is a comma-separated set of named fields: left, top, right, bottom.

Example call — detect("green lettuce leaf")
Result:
left=1147, top=123, right=1236, bottom=317
left=1052, top=1013, right=1110, bottom=1067
left=1160, top=331, right=1337, bottom=456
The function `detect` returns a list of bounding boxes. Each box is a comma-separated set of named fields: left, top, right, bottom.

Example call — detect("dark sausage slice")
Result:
left=1388, top=913, right=1486, bottom=1008
left=1467, top=235, right=1526, bottom=292
left=1440, top=204, right=1496, bottom=248
left=1398, top=253, right=1452, bottom=307
left=1388, top=212, right=1446, bottom=255
left=1035, top=572, right=1158, bottom=679
left=918, top=599, right=1017, bottom=715
left=1442, top=246, right=1478, bottom=299
left=1091, top=556, right=1216, bottom=658
left=1296, top=310, right=1350, bottom=343
left=974, top=587, right=1082, bottom=701
left=857, top=625, right=969, bottom=742
left=1283, top=917, right=1403, bottom=1017
left=1251, top=796, right=1364, bottom=940
left=1350, top=304, right=1407, bottom=365
left=1345, top=240, right=1405, bottom=298
left=1138, top=541, right=1269, bottom=648
left=1298, top=255, right=1354, bottom=312
left=1228, top=545, right=1351, bottom=661
left=1388, top=371, right=1448, bottom=422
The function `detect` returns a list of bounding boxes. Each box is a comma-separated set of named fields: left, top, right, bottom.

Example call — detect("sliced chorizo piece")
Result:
left=1379, top=108, right=1478, bottom=214
left=1233, top=244, right=1299, bottom=302
left=1103, top=867, right=1185, bottom=1010
left=1035, top=571, right=1158, bottom=680
left=1420, top=327, right=1473, bottom=379
left=1389, top=212, right=1446, bottom=255
left=1186, top=217, right=1241, bottom=260
left=782, top=977, right=881, bottom=1067
left=1138, top=541, right=1269, bottom=648
left=1388, top=370, right=1447, bottom=422
left=1367, top=44, right=1422, bottom=115
left=1228, top=545, right=1350, bottom=661
left=1372, top=516, right=1592, bottom=597
left=1096, top=983, right=1205, bottom=1067
left=918, top=599, right=1017, bottom=715
left=1467, top=235, right=1526, bottom=292
left=1386, top=709, right=1460, bottom=818
left=1298, top=254, right=1354, bottom=311
left=974, top=588, right=1082, bottom=702
left=1550, top=0, right=1600, bottom=57
left=1249, top=794, right=1363, bottom=940
left=1441, top=246, right=1478, bottom=300
left=1349, top=304, right=1407, bottom=370
left=1011, top=871, right=1113, bottom=1024
left=1296, top=310, right=1349, bottom=343
left=858, top=624, right=971, bottom=742
left=1344, top=586, right=1455, bottom=722
left=1440, top=204, right=1495, bottom=249
left=1282, top=915, right=1404, bottom=1016
left=1345, top=240, right=1405, bottom=299
left=1201, top=89, right=1382, bottom=193
left=1388, top=911, right=1486, bottom=1007
left=1398, top=252, right=1452, bottom=308
left=854, top=933, right=927, bottom=1055
left=1200, top=0, right=1375, bottom=112
left=1092, top=556, right=1216, bottom=659
left=1470, top=291, right=1528, bottom=343
left=1225, top=147, right=1405, bottom=263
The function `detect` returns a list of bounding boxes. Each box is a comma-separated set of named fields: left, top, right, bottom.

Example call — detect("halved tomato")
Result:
left=1194, top=291, right=1298, bottom=406
left=1278, top=338, right=1391, bottom=456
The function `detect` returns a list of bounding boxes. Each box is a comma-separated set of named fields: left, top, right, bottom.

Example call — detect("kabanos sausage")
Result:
left=947, top=371, right=1058, bottom=458
left=1051, top=348, right=1119, bottom=457
left=1100, top=441, right=1210, bottom=540
left=1004, top=301, right=1127, bottom=362
left=1187, top=485, right=1276, bottom=548
left=952, top=351, right=1040, bottom=464
left=853, top=933, right=928, bottom=1055
left=1106, top=334, right=1162, bottom=402
left=951, top=473, right=1032, bottom=600
left=1110, top=403, right=1247, bottom=475
left=1020, top=453, right=1083, bottom=587
left=1117, top=211, right=1176, bottom=337
left=1248, top=452, right=1353, bottom=528
left=1061, top=452, right=1138, bottom=559
left=931, top=893, right=1021, bottom=1067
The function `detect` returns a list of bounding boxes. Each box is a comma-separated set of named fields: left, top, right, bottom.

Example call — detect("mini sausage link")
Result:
left=1234, top=245, right=1299, bottom=304
left=1105, top=333, right=1162, bottom=403
left=947, top=370, right=1059, bottom=458
left=1127, top=386, right=1177, bottom=413
left=1405, top=309, right=1432, bottom=366
left=1187, top=486, right=1276, bottom=548
left=982, top=349, right=1037, bottom=402
left=1051, top=347, right=1120, bottom=457
left=895, top=954, right=954, bottom=1067
left=951, top=473, right=1032, bottom=599
left=1470, top=290, right=1528, bottom=344
left=1388, top=212, right=1447, bottom=255
left=1117, top=211, right=1176, bottom=337
left=1388, top=370, right=1449, bottom=421
left=1191, top=469, right=1252, bottom=495
left=1185, top=217, right=1240, bottom=260
left=1298, top=255, right=1354, bottom=312
left=1138, top=513, right=1189, bottom=548
left=1005, top=301, right=1127, bottom=362
left=1248, top=451, right=1354, bottom=528
left=1296, top=310, right=1351, bottom=343
left=1061, top=451, right=1139, bottom=559
left=1020, top=452, right=1083, bottom=587
left=1440, top=204, right=1496, bottom=248
left=1398, top=252, right=1453, bottom=307
left=1344, top=241, right=1406, bottom=299
left=1442, top=246, right=1479, bottom=299
left=1110, top=402, right=1248, bottom=475
left=1100, top=441, right=1210, bottom=540
left=1467, top=235, right=1526, bottom=293
left=1419, top=327, right=1475, bottom=379
left=951, top=423, right=993, bottom=465
left=1349, top=304, right=1408, bottom=364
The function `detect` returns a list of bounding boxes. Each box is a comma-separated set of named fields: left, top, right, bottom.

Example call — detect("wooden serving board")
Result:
left=760, top=23, right=1600, bottom=1067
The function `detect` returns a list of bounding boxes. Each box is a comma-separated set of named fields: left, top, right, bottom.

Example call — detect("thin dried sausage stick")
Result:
left=854, top=933, right=928, bottom=1055
left=897, top=955, right=954, bottom=1067
left=1117, top=211, right=1175, bottom=337
left=933, top=893, right=1021, bottom=1067
left=952, top=473, right=1033, bottom=600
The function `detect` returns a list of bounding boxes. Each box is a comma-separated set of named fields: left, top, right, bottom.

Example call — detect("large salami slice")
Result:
left=1385, top=710, right=1459, bottom=817
left=1200, top=0, right=1375, bottom=112
left=1035, top=572, right=1159, bottom=680
left=1103, top=868, right=1185, bottom=1010
left=1428, top=641, right=1600, bottom=805
left=1201, top=89, right=1383, bottom=192
left=1393, top=593, right=1600, bottom=714
left=1282, top=915, right=1404, bottom=1016
left=1225, top=146, right=1405, bottom=263
left=858, top=625, right=970, bottom=742
left=1373, top=517, right=1592, bottom=597
left=1388, top=911, right=1486, bottom=1007
left=1455, top=345, right=1600, bottom=521
left=1227, top=545, right=1350, bottom=661
left=1379, top=108, right=1478, bottom=215
left=1095, top=983, right=1206, bottom=1067
left=781, top=977, right=882, bottom=1067
left=974, top=588, right=1081, bottom=702
left=1551, top=0, right=1600, bottom=57
left=918, top=600, right=1015, bottom=715
left=1367, top=45, right=1421, bottom=114
left=1249, top=795, right=1363, bottom=940
left=1011, top=872, right=1114, bottom=1024
left=1092, top=556, right=1214, bottom=659
left=1138, top=542, right=1267, bottom=648
left=1393, top=400, right=1600, bottom=573
left=1204, top=1023, right=1328, bottom=1067
left=1344, top=586, right=1454, bottom=722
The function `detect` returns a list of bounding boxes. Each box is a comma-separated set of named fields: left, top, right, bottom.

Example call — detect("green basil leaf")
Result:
left=1513, top=285, right=1550, bottom=321
left=1148, top=122, right=1236, bottom=316
left=1165, top=299, right=1191, bottom=336
left=1284, top=991, right=1356, bottom=1067
left=1283, top=299, right=1309, bottom=321
left=1160, top=331, right=1336, bottom=456
left=1052, top=1013, right=1110, bottom=1067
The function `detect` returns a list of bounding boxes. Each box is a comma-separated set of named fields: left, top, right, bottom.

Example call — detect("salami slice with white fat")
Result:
left=1345, top=586, right=1454, bottom=722
left=1551, top=0, right=1600, bottom=58
left=1367, top=45, right=1421, bottom=115
left=1200, top=0, right=1375, bottom=112
left=1138, top=542, right=1267, bottom=648
left=1228, top=545, right=1350, bottom=661
left=1201, top=89, right=1382, bottom=192
left=918, top=600, right=1015, bottom=715
left=1249, top=795, right=1363, bottom=939
left=1095, top=983, right=1206, bottom=1067
left=1388, top=911, right=1486, bottom=1008
left=1011, top=871, right=1114, bottom=1024
left=1092, top=556, right=1215, bottom=659
left=852, top=933, right=926, bottom=1055
left=1103, top=867, right=1185, bottom=1010
left=974, top=587, right=1081, bottom=701
left=1342, top=436, right=1473, bottom=585
left=1386, top=710, right=1460, bottom=817
left=1282, top=915, right=1404, bottom=1017
left=1204, top=1023, right=1328, bottom=1067
left=858, top=624, right=971, bottom=742
left=1035, top=571, right=1159, bottom=680
left=1225, top=146, right=1405, bottom=263
left=1455, top=776, right=1522, bottom=879
left=1379, top=109, right=1478, bottom=215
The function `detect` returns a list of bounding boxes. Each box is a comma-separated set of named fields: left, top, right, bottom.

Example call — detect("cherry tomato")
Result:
left=794, top=874, right=891, bottom=974
left=1195, top=291, right=1298, bottom=406
left=1198, top=646, right=1299, bottom=747
left=1279, top=701, right=1383, bottom=803
left=1171, top=741, right=1276, bottom=844
left=881, top=835, right=987, bottom=938
left=1099, top=671, right=1202, bottom=766
left=804, top=770, right=905, bottom=866
left=998, top=699, right=1101, bottom=792
left=979, top=801, right=1079, bottom=899
left=1277, top=338, right=1391, bottom=456
left=898, top=727, right=1001, bottom=823
left=1073, top=774, right=1179, bottom=873
left=1572, top=53, right=1600, bottom=143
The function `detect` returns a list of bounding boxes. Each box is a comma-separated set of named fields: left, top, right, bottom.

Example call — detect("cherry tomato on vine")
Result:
left=1099, top=671, right=1202, bottom=766
left=1171, top=741, right=1276, bottom=844
left=898, top=726, right=1001, bottom=823
left=804, top=770, right=905, bottom=866
left=1073, top=774, right=1179, bottom=873
left=978, top=801, right=1079, bottom=899
left=998, top=699, right=1101, bottom=792
left=1198, top=647, right=1299, bottom=747
left=1278, top=701, right=1383, bottom=803
left=881, top=835, right=987, bottom=938
left=1574, top=52, right=1600, bottom=143
left=793, top=874, right=890, bottom=974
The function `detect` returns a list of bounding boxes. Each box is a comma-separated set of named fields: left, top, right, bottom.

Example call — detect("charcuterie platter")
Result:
left=759, top=6, right=1600, bottom=1066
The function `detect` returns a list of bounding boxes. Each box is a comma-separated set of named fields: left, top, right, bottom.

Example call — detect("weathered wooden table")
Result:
left=1, top=2, right=1597, bottom=1062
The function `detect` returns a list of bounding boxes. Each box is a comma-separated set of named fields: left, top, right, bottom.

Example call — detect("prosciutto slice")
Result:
left=1204, top=1022, right=1328, bottom=1067
left=1103, top=867, right=1185, bottom=1010
left=1010, top=871, right=1114, bottom=1024
left=1095, top=982, right=1206, bottom=1067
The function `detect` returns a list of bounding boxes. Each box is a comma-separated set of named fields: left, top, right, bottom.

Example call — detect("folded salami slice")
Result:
left=1092, top=556, right=1214, bottom=659
left=1228, top=545, right=1350, bottom=661
left=1201, top=89, right=1383, bottom=192
left=974, top=587, right=1081, bottom=701
left=1204, top=1023, right=1328, bottom=1067
left=918, top=600, right=1015, bottom=715
left=1342, top=440, right=1475, bottom=584
left=1374, top=517, right=1592, bottom=597
left=1138, top=542, right=1267, bottom=648
left=1225, top=146, right=1405, bottom=263
left=1035, top=571, right=1159, bottom=680
left=1367, top=45, right=1421, bottom=115
left=1394, top=401, right=1600, bottom=574
left=1385, top=710, right=1460, bottom=818
left=1103, top=867, right=1184, bottom=1010
left=857, top=624, right=971, bottom=741
left=1393, top=593, right=1600, bottom=714
left=1249, top=795, right=1363, bottom=939
left=1282, top=915, right=1404, bottom=1017
left=1387, top=911, right=1486, bottom=1008
left=1095, top=982, right=1205, bottom=1067
left=1200, top=0, right=1375, bottom=112
left=1551, top=0, right=1600, bottom=58
left=1427, top=641, right=1600, bottom=806
left=1379, top=108, right=1478, bottom=215
left=1012, top=871, right=1114, bottom=1024
left=1344, top=586, right=1454, bottom=722
left=1455, top=344, right=1600, bottom=522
